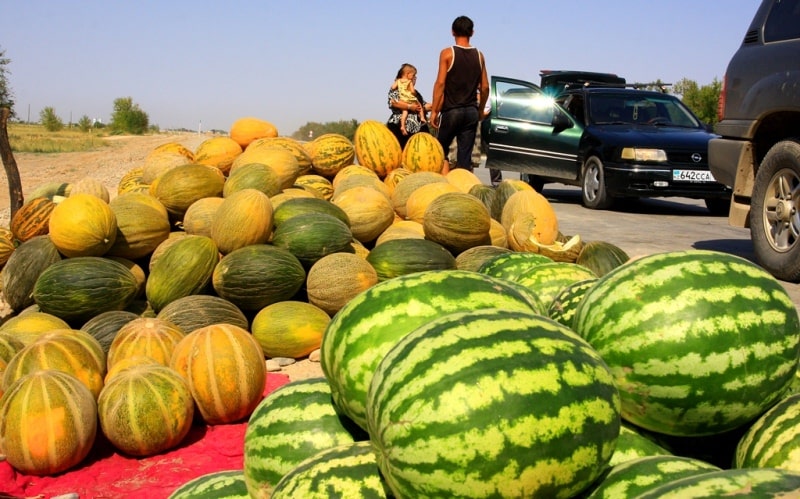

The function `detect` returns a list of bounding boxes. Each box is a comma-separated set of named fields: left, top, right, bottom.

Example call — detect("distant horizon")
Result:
left=5, top=1, right=760, bottom=135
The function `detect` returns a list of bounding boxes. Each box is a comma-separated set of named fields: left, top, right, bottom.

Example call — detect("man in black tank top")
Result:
left=430, top=16, right=489, bottom=173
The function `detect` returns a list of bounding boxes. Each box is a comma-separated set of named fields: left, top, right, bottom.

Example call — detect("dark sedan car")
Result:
left=481, top=75, right=733, bottom=213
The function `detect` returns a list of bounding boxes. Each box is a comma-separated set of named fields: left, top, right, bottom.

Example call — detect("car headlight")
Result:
left=620, top=147, right=667, bottom=162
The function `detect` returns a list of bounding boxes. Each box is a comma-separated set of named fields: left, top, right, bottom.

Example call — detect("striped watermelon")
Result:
left=320, top=269, right=544, bottom=431
left=735, top=393, right=800, bottom=471
left=243, top=378, right=364, bottom=498
left=573, top=250, right=800, bottom=437
left=548, top=278, right=598, bottom=327
left=634, top=468, right=800, bottom=498
left=271, top=441, right=390, bottom=498
left=608, top=424, right=673, bottom=467
left=169, top=470, right=250, bottom=499
left=477, top=250, right=554, bottom=280
left=510, top=261, right=598, bottom=306
left=585, top=455, right=720, bottom=499
left=367, top=308, right=621, bottom=499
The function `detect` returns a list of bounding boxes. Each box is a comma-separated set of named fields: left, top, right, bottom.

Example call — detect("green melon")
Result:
left=145, top=235, right=219, bottom=313
left=271, top=212, right=354, bottom=267
left=367, top=238, right=456, bottom=281
left=156, top=295, right=249, bottom=333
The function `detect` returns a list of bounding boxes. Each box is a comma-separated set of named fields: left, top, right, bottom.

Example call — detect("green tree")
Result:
left=77, top=114, right=93, bottom=132
left=293, top=119, right=359, bottom=141
left=673, top=77, right=722, bottom=125
left=109, top=97, right=149, bottom=134
left=40, top=107, right=64, bottom=132
left=0, top=46, right=14, bottom=117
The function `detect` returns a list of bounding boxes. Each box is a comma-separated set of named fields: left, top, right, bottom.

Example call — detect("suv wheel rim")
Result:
left=763, top=167, right=800, bottom=252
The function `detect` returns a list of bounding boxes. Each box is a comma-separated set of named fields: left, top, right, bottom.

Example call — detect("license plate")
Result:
left=673, top=169, right=716, bottom=182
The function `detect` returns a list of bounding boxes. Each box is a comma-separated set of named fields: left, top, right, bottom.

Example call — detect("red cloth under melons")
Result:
left=0, top=373, right=291, bottom=499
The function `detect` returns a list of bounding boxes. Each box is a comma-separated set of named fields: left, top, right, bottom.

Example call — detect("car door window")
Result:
left=765, top=0, right=800, bottom=42
left=495, top=81, right=554, bottom=124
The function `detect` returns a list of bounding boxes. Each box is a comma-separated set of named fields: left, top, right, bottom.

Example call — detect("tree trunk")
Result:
left=0, top=107, right=23, bottom=220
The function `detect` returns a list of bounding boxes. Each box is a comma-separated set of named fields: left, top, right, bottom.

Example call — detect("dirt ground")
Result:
left=0, top=132, right=325, bottom=382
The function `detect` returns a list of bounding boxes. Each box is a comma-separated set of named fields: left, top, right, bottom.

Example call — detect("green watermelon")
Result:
left=320, top=269, right=543, bottom=431
left=548, top=278, right=598, bottom=328
left=477, top=250, right=552, bottom=280
left=367, top=308, right=621, bottom=498
left=366, top=238, right=456, bottom=281
left=634, top=468, right=800, bottom=498
left=512, top=261, right=598, bottom=306
left=735, top=393, right=800, bottom=470
left=169, top=470, right=250, bottom=499
left=574, top=250, right=800, bottom=437
left=243, top=378, right=363, bottom=498
left=585, top=455, right=720, bottom=499
left=271, top=442, right=391, bottom=499
left=608, top=424, right=673, bottom=467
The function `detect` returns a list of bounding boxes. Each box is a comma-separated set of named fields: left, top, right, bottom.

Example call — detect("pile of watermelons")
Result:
left=1, top=118, right=799, bottom=497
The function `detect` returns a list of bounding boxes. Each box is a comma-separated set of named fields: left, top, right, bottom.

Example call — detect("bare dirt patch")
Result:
left=0, top=132, right=324, bottom=382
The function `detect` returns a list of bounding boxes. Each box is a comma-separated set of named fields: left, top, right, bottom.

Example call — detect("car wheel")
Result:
left=749, top=139, right=800, bottom=282
left=581, top=156, right=612, bottom=209
left=704, top=198, right=730, bottom=216
left=521, top=173, right=545, bottom=192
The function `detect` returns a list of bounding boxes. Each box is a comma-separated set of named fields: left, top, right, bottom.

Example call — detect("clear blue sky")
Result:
left=4, top=0, right=759, bottom=134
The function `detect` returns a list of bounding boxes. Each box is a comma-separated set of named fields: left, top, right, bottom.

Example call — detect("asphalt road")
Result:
left=472, top=167, right=800, bottom=310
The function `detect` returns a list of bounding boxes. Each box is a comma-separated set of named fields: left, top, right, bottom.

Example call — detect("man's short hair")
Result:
left=452, top=16, right=474, bottom=37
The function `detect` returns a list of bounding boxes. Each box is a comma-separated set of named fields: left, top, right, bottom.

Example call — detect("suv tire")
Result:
left=581, top=156, right=612, bottom=209
left=749, top=139, right=800, bottom=282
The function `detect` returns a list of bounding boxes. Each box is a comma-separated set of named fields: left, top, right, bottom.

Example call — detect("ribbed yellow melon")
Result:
left=401, top=132, right=445, bottom=173
left=0, top=370, right=97, bottom=475
left=223, top=162, right=282, bottom=198
left=170, top=323, right=266, bottom=424
left=193, top=136, right=243, bottom=175
left=332, top=164, right=379, bottom=190
left=423, top=192, right=492, bottom=255
left=383, top=167, right=412, bottom=196
left=375, top=220, right=426, bottom=246
left=142, top=148, right=193, bottom=184
left=353, top=120, right=402, bottom=178
left=48, top=193, right=118, bottom=257
left=293, top=174, right=334, bottom=200
left=210, top=188, right=274, bottom=254
left=332, top=174, right=391, bottom=201
left=0, top=312, right=71, bottom=346
left=118, top=167, right=150, bottom=195
left=230, top=117, right=278, bottom=149
left=333, top=185, right=395, bottom=244
left=106, top=317, right=186, bottom=370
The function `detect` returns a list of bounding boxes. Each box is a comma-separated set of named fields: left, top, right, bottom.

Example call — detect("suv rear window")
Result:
left=764, top=0, right=800, bottom=42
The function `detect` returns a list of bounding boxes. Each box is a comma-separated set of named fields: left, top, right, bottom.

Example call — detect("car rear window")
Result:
left=764, top=0, right=800, bottom=42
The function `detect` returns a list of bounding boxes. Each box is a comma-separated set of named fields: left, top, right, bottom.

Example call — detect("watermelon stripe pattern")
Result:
left=169, top=470, right=251, bottom=499
left=573, top=250, right=800, bottom=436
left=735, top=393, right=800, bottom=470
left=243, top=378, right=361, bottom=497
left=634, top=468, right=800, bottom=498
left=367, top=308, right=621, bottom=498
left=271, top=442, right=390, bottom=499
left=321, top=270, right=544, bottom=430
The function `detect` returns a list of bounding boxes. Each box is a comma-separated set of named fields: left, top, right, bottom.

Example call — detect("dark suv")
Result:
left=481, top=72, right=732, bottom=212
left=708, top=0, right=800, bottom=281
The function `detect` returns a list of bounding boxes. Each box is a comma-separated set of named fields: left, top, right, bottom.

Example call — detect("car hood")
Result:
left=586, top=125, right=717, bottom=149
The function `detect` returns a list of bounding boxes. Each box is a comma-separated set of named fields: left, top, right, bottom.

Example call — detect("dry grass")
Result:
left=8, top=123, right=109, bottom=153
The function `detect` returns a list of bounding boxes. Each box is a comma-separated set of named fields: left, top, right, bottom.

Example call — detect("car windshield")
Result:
left=588, top=93, right=701, bottom=128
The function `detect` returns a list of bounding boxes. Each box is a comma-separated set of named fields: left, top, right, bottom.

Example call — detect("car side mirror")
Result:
left=552, top=109, right=573, bottom=131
